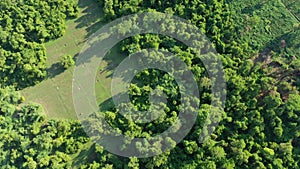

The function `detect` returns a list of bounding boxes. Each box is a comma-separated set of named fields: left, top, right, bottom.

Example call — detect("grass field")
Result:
left=22, top=0, right=300, bottom=120
left=21, top=0, right=119, bottom=120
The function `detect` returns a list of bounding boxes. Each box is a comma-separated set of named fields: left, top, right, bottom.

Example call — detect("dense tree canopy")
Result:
left=0, top=87, right=88, bottom=168
left=72, top=0, right=300, bottom=168
left=0, top=0, right=78, bottom=89
left=0, top=0, right=299, bottom=168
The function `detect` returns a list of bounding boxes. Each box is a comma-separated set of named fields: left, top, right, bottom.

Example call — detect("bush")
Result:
left=60, top=55, right=75, bottom=69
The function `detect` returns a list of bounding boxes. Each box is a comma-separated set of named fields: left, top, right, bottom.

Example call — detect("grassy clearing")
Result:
left=21, top=0, right=299, bottom=120
left=21, top=0, right=119, bottom=120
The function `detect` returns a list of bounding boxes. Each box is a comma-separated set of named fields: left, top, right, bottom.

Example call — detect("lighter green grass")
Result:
left=21, top=0, right=121, bottom=120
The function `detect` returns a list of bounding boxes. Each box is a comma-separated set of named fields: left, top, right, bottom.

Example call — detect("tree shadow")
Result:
left=46, top=62, right=64, bottom=79
left=73, top=0, right=115, bottom=68
left=71, top=143, right=97, bottom=167
left=73, top=53, right=80, bottom=62
left=99, top=44, right=127, bottom=79
left=99, top=97, right=115, bottom=112
left=75, top=0, right=105, bottom=39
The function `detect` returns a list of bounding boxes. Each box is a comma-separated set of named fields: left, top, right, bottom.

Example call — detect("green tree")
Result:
left=60, top=54, right=75, bottom=69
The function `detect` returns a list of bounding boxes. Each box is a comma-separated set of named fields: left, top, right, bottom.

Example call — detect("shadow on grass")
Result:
left=75, top=0, right=105, bottom=39
left=47, top=62, right=65, bottom=79
left=72, top=143, right=97, bottom=167
left=73, top=0, right=123, bottom=70
left=99, top=44, right=127, bottom=79
left=99, top=97, right=116, bottom=112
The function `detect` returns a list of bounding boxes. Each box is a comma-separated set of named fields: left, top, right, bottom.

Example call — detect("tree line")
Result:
left=0, top=0, right=78, bottom=89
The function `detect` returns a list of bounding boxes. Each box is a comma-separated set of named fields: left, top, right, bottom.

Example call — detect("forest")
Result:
left=0, top=0, right=300, bottom=168
left=0, top=0, right=78, bottom=88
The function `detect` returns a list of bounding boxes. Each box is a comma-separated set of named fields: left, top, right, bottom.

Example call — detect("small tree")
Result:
left=60, top=55, right=75, bottom=69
